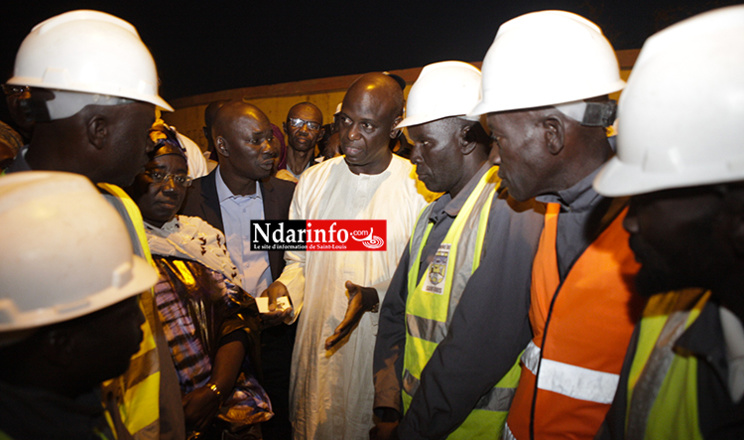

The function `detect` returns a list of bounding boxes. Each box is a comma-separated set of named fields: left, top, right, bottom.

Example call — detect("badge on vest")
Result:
left=423, top=244, right=450, bottom=295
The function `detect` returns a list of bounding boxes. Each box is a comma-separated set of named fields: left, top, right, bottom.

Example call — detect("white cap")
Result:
left=396, top=61, right=481, bottom=129
left=7, top=10, right=172, bottom=113
left=594, top=5, right=744, bottom=196
left=0, top=171, right=157, bottom=333
left=470, top=10, right=624, bottom=116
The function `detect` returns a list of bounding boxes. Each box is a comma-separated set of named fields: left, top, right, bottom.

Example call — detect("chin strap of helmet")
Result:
left=554, top=100, right=617, bottom=127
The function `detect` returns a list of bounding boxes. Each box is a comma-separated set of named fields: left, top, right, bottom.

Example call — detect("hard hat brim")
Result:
left=5, top=77, right=174, bottom=113
left=0, top=254, right=158, bottom=332
left=396, top=114, right=434, bottom=129
left=469, top=79, right=626, bottom=118
left=151, top=96, right=174, bottom=112
left=468, top=99, right=494, bottom=118
left=593, top=156, right=647, bottom=197
left=593, top=155, right=739, bottom=197
left=397, top=113, right=480, bottom=130
left=396, top=114, right=456, bottom=129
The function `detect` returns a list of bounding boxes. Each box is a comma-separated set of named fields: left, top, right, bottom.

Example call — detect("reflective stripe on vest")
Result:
left=521, top=341, right=618, bottom=404
left=506, top=202, right=643, bottom=440
left=503, top=422, right=516, bottom=440
left=625, top=289, right=709, bottom=440
left=98, top=183, right=161, bottom=439
left=405, top=313, right=447, bottom=344
left=402, top=167, right=521, bottom=438
left=403, top=369, right=517, bottom=413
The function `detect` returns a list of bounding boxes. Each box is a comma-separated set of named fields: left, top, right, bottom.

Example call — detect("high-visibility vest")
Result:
left=403, top=167, right=521, bottom=439
left=505, top=203, right=643, bottom=440
left=624, top=289, right=710, bottom=440
left=98, top=183, right=163, bottom=440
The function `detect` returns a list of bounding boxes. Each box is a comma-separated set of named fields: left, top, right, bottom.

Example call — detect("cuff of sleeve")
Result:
left=374, top=407, right=401, bottom=422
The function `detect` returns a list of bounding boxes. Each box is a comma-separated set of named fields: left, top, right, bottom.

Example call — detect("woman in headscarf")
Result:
left=129, top=125, right=272, bottom=439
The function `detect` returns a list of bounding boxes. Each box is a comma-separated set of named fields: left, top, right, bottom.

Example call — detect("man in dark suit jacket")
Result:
left=181, top=159, right=294, bottom=282
left=181, top=100, right=296, bottom=440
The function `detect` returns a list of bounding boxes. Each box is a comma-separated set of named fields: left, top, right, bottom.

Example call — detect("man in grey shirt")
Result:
left=373, top=61, right=543, bottom=439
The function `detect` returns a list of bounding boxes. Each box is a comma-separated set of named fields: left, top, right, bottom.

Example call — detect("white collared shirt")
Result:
left=215, top=166, right=272, bottom=297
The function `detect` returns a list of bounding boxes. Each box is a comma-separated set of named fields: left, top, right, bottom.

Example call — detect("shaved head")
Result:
left=212, top=101, right=277, bottom=189
left=287, top=102, right=323, bottom=125
left=284, top=102, right=324, bottom=154
left=213, top=101, right=270, bottom=139
left=205, top=100, right=229, bottom=132
left=344, top=73, right=404, bottom=122
left=337, top=72, right=405, bottom=175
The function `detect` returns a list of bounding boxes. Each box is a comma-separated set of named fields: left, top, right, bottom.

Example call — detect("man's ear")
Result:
left=282, top=121, right=288, bottom=135
left=389, top=116, right=403, bottom=139
left=216, top=136, right=229, bottom=157
left=86, top=115, right=108, bottom=151
left=459, top=124, right=477, bottom=155
left=543, top=115, right=565, bottom=155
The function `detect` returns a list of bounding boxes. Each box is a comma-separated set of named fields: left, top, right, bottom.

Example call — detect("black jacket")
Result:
left=180, top=170, right=295, bottom=281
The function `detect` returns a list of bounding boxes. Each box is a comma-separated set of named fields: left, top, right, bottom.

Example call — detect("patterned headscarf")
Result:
left=149, top=120, right=188, bottom=162
left=0, top=121, right=23, bottom=158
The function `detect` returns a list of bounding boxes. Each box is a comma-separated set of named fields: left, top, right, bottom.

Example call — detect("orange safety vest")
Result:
left=505, top=202, right=644, bottom=440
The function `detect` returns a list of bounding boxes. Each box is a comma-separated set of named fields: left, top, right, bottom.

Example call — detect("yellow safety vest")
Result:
left=98, top=183, right=163, bottom=440
left=402, top=167, right=521, bottom=439
left=625, top=289, right=710, bottom=440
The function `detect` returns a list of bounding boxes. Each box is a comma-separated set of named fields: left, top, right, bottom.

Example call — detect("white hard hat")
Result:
left=7, top=10, right=172, bottom=112
left=469, top=10, right=625, bottom=116
left=594, top=5, right=744, bottom=197
left=0, top=171, right=157, bottom=333
left=396, top=61, right=481, bottom=129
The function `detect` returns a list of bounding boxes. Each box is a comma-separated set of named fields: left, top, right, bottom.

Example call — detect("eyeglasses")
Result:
left=288, top=117, right=321, bottom=131
left=144, top=171, right=193, bottom=187
left=2, top=84, right=30, bottom=97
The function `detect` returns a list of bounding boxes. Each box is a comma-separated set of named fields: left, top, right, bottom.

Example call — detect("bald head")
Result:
left=284, top=102, right=324, bottom=153
left=335, top=73, right=406, bottom=175
left=202, top=100, right=229, bottom=158
left=344, top=73, right=404, bottom=122
left=212, top=101, right=277, bottom=190
left=213, top=101, right=271, bottom=140
left=287, top=102, right=323, bottom=124
left=205, top=100, right=228, bottom=132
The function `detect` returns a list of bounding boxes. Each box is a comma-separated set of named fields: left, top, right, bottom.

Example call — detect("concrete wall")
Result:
left=163, top=50, right=638, bottom=152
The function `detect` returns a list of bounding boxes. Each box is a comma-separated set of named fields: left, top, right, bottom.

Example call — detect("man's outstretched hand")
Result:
left=325, top=280, right=379, bottom=350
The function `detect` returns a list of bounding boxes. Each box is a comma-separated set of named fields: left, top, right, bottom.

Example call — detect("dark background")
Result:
left=2, top=0, right=739, bottom=107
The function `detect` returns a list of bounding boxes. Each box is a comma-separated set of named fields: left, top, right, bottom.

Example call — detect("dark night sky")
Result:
left=1, top=0, right=740, bottom=106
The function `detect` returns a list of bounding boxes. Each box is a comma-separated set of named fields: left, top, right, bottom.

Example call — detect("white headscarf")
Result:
left=145, top=215, right=243, bottom=288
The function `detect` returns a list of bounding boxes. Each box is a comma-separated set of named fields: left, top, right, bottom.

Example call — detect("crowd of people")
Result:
left=0, top=5, right=742, bottom=440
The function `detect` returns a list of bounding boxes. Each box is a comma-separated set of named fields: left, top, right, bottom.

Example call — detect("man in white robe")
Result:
left=263, top=73, right=428, bottom=439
